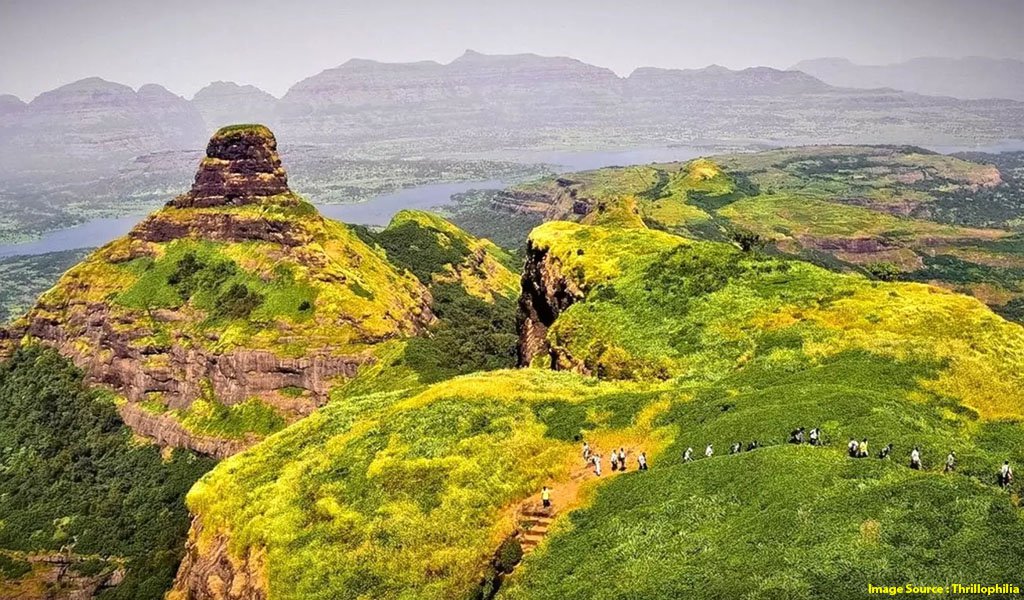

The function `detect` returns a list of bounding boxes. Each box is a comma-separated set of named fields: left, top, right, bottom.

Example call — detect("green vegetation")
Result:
left=0, top=346, right=214, bottom=599
left=0, top=249, right=91, bottom=323
left=507, top=147, right=1024, bottom=322
left=185, top=213, right=1024, bottom=598
left=178, top=396, right=286, bottom=440
left=185, top=370, right=657, bottom=600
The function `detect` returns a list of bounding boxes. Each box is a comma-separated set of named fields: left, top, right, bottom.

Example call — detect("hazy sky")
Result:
left=2, top=0, right=1022, bottom=101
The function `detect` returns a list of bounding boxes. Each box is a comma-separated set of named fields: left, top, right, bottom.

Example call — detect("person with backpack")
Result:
left=730, top=442, right=742, bottom=455
left=790, top=427, right=805, bottom=444
left=848, top=439, right=859, bottom=458
left=910, top=447, right=922, bottom=470
left=1000, top=461, right=1014, bottom=488
left=746, top=440, right=760, bottom=451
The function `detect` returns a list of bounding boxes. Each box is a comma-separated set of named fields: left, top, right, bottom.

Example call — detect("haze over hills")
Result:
left=2, top=51, right=1024, bottom=181
left=794, top=56, right=1024, bottom=101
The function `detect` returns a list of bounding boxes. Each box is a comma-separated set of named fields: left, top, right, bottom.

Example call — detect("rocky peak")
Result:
left=171, top=124, right=290, bottom=208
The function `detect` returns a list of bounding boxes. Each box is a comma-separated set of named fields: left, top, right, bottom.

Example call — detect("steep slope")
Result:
left=1, top=125, right=434, bottom=456
left=0, top=346, right=215, bottom=600
left=171, top=216, right=1024, bottom=599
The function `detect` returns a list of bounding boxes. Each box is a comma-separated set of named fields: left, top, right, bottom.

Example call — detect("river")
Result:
left=0, top=145, right=717, bottom=259
left=1, top=141, right=1020, bottom=259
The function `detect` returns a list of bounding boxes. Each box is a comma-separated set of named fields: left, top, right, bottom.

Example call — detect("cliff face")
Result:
left=3, top=125, right=433, bottom=456
left=168, top=521, right=268, bottom=600
left=517, top=238, right=586, bottom=369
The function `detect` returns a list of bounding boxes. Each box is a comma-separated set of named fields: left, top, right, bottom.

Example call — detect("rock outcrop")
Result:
left=3, top=124, right=433, bottom=456
left=517, top=239, right=585, bottom=368
left=167, top=522, right=268, bottom=600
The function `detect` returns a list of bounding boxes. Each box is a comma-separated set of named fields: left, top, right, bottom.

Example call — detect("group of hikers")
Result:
left=828, top=429, right=1015, bottom=488
left=581, top=442, right=648, bottom=477
left=542, top=430, right=1016, bottom=510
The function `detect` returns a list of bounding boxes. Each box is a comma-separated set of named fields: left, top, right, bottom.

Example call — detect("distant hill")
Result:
left=793, top=56, right=1024, bottom=100
left=0, top=77, right=206, bottom=176
left=2, top=51, right=1024, bottom=181
left=191, top=81, right=278, bottom=133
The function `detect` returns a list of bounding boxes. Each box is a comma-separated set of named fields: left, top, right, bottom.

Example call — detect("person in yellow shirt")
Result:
left=541, top=486, right=552, bottom=509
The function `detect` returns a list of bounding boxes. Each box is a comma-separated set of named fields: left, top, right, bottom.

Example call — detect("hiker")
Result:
left=683, top=447, right=694, bottom=462
left=542, top=486, right=552, bottom=509
left=857, top=438, right=869, bottom=459
left=730, top=442, right=741, bottom=455
left=944, top=451, right=956, bottom=473
left=582, top=441, right=591, bottom=463
left=809, top=427, right=821, bottom=446
left=610, top=452, right=619, bottom=472
left=592, top=453, right=603, bottom=476
left=879, top=443, right=893, bottom=460
left=638, top=452, right=648, bottom=471
left=789, top=427, right=805, bottom=444
left=619, top=447, right=627, bottom=471
left=746, top=440, right=760, bottom=451
left=705, top=444, right=714, bottom=458
left=1000, top=461, right=1013, bottom=488
left=910, top=446, right=922, bottom=470
left=847, top=439, right=860, bottom=458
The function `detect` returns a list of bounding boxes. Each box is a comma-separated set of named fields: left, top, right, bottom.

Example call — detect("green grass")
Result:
left=178, top=396, right=287, bottom=440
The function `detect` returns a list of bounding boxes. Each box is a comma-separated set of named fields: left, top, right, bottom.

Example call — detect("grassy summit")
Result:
left=174, top=213, right=1024, bottom=599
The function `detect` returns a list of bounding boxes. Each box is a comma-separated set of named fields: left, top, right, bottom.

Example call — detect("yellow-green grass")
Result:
left=185, top=369, right=664, bottom=600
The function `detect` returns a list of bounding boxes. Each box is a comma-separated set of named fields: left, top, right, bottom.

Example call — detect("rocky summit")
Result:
left=171, top=124, right=290, bottom=208
left=0, top=125, right=439, bottom=457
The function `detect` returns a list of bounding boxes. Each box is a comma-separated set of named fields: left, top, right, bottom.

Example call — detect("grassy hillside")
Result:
left=178, top=217, right=1024, bottom=599
left=488, top=147, right=1024, bottom=322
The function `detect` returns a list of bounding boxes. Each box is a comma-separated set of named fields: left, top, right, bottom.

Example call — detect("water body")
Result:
left=0, top=142, right=1019, bottom=259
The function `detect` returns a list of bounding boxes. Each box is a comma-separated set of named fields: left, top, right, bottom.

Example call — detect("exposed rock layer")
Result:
left=517, top=239, right=585, bottom=368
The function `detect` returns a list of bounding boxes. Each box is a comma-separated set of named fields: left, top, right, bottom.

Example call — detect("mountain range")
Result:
left=2, top=51, right=1023, bottom=180
left=794, top=56, right=1024, bottom=101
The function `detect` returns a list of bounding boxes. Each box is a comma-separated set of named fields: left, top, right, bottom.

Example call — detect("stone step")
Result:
left=522, top=531, right=545, bottom=543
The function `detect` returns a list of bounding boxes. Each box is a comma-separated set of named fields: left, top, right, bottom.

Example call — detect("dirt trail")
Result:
left=516, top=446, right=640, bottom=554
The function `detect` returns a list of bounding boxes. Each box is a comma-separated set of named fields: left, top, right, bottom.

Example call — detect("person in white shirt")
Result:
left=638, top=452, right=648, bottom=471
left=705, top=444, right=714, bottom=458
left=592, top=453, right=602, bottom=476
left=582, top=441, right=591, bottom=463
left=847, top=439, right=859, bottom=458
left=910, top=447, right=922, bottom=470
left=683, top=447, right=693, bottom=462
left=618, top=448, right=627, bottom=471
left=1000, top=461, right=1013, bottom=488
left=944, top=451, right=956, bottom=473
